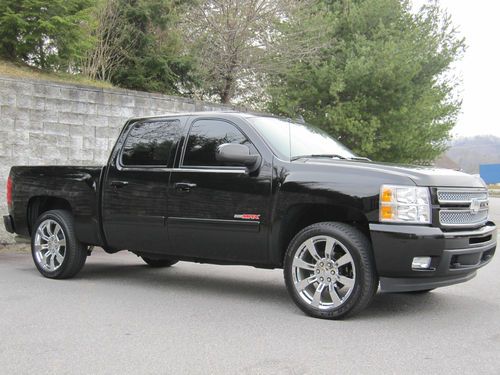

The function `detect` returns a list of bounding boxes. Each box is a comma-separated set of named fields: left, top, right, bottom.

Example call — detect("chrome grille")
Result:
left=437, top=189, right=488, bottom=204
left=439, top=209, right=488, bottom=227
left=437, top=188, right=489, bottom=228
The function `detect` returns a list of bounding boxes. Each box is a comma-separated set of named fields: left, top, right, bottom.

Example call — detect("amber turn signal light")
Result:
left=380, top=205, right=393, bottom=220
left=381, top=187, right=393, bottom=203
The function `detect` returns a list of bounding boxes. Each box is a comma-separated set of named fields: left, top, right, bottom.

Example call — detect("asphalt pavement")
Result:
left=0, top=199, right=499, bottom=374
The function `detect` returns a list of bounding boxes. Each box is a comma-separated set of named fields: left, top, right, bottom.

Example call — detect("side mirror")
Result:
left=216, top=143, right=261, bottom=171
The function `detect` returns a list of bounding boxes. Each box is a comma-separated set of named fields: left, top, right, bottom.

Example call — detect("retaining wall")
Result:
left=0, top=75, right=231, bottom=243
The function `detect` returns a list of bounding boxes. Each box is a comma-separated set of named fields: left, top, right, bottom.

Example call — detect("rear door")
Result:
left=167, top=117, right=272, bottom=263
left=102, top=117, right=186, bottom=253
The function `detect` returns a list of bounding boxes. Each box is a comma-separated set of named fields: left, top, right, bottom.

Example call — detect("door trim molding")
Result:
left=173, top=168, right=247, bottom=174
left=115, top=166, right=247, bottom=174
left=167, top=217, right=260, bottom=232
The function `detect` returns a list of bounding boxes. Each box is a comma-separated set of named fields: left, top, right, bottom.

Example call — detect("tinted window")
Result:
left=183, top=120, right=255, bottom=166
left=121, top=119, right=182, bottom=166
left=248, top=116, right=356, bottom=160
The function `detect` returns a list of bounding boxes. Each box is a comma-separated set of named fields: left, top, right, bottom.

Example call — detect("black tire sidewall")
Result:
left=284, top=222, right=377, bottom=319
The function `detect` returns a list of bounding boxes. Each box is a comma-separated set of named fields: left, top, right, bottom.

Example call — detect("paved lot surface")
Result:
left=0, top=199, right=499, bottom=374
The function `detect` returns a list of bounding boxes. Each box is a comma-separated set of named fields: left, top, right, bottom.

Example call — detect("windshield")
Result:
left=247, top=116, right=356, bottom=161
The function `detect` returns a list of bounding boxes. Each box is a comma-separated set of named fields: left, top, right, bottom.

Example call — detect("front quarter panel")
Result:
left=269, top=160, right=415, bottom=264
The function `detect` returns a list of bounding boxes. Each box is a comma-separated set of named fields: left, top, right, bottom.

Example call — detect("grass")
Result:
left=0, top=59, right=114, bottom=89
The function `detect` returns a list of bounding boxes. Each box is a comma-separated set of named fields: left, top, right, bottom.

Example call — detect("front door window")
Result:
left=182, top=119, right=257, bottom=167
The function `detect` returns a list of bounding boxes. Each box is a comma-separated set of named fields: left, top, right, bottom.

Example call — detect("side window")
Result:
left=121, top=119, right=182, bottom=166
left=183, top=119, right=256, bottom=167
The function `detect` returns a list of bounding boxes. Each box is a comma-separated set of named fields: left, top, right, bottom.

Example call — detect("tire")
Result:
left=284, top=222, right=378, bottom=319
left=31, top=210, right=87, bottom=279
left=141, top=256, right=178, bottom=268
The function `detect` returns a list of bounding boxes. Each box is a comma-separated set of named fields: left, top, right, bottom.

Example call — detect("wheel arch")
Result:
left=275, top=203, right=371, bottom=266
left=27, top=196, right=73, bottom=235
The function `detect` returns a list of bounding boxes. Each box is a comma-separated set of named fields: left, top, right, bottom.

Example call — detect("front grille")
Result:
left=436, top=188, right=489, bottom=228
left=437, top=189, right=488, bottom=204
left=439, top=209, right=488, bottom=227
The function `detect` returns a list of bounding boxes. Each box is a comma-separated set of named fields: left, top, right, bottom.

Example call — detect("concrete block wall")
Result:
left=0, top=75, right=232, bottom=243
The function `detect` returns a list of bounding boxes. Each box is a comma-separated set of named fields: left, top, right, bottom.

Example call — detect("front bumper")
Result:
left=3, top=215, right=15, bottom=233
left=369, top=222, right=497, bottom=292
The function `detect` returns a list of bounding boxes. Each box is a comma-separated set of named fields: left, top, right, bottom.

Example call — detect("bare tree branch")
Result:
left=181, top=0, right=327, bottom=104
left=81, top=0, right=137, bottom=81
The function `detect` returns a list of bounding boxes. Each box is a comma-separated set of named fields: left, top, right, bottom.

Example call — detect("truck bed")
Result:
left=8, top=166, right=105, bottom=245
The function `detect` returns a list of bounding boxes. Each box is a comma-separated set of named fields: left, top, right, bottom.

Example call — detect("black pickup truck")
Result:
left=3, top=112, right=497, bottom=319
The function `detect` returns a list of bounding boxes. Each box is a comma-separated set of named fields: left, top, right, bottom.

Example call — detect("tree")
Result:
left=81, top=0, right=137, bottom=81
left=0, top=0, right=94, bottom=70
left=267, top=0, right=465, bottom=164
left=109, top=0, right=194, bottom=94
left=182, top=0, right=322, bottom=104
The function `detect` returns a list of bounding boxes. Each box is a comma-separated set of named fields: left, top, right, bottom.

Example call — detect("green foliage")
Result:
left=0, top=0, right=94, bottom=70
left=267, top=0, right=465, bottom=163
left=0, top=0, right=466, bottom=163
left=109, top=0, right=194, bottom=94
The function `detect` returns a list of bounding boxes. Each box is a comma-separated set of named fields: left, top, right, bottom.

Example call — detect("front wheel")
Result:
left=284, top=222, right=378, bottom=319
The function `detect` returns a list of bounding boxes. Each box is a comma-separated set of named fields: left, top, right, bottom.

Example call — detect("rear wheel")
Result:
left=284, top=222, right=378, bottom=319
left=141, top=256, right=178, bottom=268
left=31, top=210, right=87, bottom=279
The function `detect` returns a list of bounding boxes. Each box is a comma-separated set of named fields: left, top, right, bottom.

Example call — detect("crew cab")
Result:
left=3, top=112, right=497, bottom=319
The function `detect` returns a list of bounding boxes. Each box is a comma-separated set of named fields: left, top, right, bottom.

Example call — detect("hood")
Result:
left=300, top=158, right=485, bottom=188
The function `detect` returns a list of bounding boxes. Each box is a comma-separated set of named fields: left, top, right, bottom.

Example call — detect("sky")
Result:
left=412, top=0, right=500, bottom=138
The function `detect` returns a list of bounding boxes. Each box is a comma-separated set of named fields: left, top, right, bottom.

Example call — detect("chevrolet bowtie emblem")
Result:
left=469, top=198, right=481, bottom=215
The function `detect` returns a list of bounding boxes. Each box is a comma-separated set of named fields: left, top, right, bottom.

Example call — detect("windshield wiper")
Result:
left=349, top=156, right=371, bottom=162
left=291, top=154, right=348, bottom=161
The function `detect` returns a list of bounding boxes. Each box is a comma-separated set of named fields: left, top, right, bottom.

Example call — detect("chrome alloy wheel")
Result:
left=292, top=235, right=356, bottom=309
left=34, top=219, right=67, bottom=272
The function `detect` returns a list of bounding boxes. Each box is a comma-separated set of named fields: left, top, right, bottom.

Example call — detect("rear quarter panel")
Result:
left=9, top=166, right=104, bottom=245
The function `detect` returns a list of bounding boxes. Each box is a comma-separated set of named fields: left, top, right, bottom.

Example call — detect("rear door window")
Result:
left=121, top=119, right=182, bottom=167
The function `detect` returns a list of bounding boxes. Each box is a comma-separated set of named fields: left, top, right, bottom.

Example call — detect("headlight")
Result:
left=379, top=185, right=431, bottom=224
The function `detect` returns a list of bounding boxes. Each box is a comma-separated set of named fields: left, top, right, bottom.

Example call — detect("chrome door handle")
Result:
left=175, top=182, right=197, bottom=192
left=110, top=180, right=129, bottom=188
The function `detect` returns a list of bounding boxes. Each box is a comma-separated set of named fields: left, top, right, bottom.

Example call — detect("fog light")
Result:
left=412, top=257, right=432, bottom=270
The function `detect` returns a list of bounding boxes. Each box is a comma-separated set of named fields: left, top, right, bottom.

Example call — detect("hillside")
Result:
left=440, top=135, right=500, bottom=173
left=0, top=59, right=113, bottom=89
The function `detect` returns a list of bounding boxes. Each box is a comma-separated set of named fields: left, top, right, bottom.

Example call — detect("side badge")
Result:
left=234, top=214, right=261, bottom=220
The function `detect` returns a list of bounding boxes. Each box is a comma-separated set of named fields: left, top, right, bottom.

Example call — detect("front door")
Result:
left=102, top=117, right=186, bottom=253
left=167, top=118, right=272, bottom=263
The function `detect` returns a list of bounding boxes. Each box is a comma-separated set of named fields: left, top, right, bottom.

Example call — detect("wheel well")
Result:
left=278, top=204, right=371, bottom=265
left=27, top=196, right=72, bottom=234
